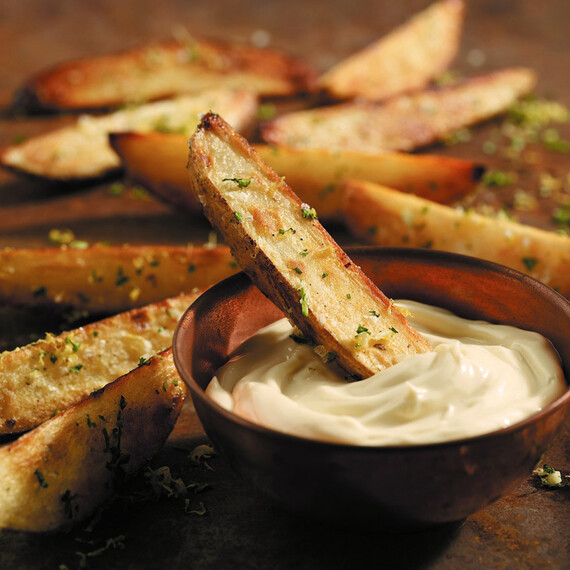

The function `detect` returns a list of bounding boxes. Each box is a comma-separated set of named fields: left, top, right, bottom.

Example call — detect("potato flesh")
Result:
left=341, top=180, right=570, bottom=298
left=0, top=349, right=184, bottom=532
left=262, top=68, right=537, bottom=152
left=189, top=114, right=431, bottom=379
left=0, top=292, right=199, bottom=434
left=318, top=0, right=465, bottom=101
left=0, top=245, right=237, bottom=314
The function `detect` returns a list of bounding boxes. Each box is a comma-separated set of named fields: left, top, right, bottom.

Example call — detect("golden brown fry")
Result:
left=0, top=349, right=184, bottom=532
left=15, top=38, right=316, bottom=111
left=0, top=244, right=237, bottom=313
left=111, top=132, right=484, bottom=219
left=318, top=0, right=465, bottom=101
left=341, top=179, right=570, bottom=297
left=188, top=113, right=431, bottom=379
left=262, top=68, right=537, bottom=152
left=1, top=90, right=257, bottom=181
left=110, top=132, right=203, bottom=214
left=0, top=292, right=199, bottom=434
left=255, top=145, right=484, bottom=215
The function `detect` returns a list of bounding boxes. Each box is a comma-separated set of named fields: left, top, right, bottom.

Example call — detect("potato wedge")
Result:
left=318, top=0, right=465, bottom=101
left=341, top=179, right=570, bottom=298
left=111, top=132, right=484, bottom=219
left=110, top=132, right=203, bottom=215
left=262, top=68, right=537, bottom=152
left=188, top=113, right=431, bottom=379
left=1, top=89, right=258, bottom=181
left=0, top=291, right=199, bottom=434
left=255, top=145, right=483, bottom=215
left=0, top=348, right=184, bottom=532
left=0, top=244, right=237, bottom=314
left=15, top=38, right=316, bottom=111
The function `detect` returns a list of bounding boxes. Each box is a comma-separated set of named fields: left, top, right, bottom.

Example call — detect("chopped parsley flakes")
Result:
left=533, top=464, right=564, bottom=488
left=223, top=177, right=251, bottom=188
left=299, top=285, right=309, bottom=317
left=522, top=256, right=538, bottom=271
left=301, top=203, right=318, bottom=219
left=34, top=469, right=48, bottom=488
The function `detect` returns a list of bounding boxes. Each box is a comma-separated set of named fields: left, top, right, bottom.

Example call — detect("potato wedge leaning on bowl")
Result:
left=187, top=113, right=431, bottom=379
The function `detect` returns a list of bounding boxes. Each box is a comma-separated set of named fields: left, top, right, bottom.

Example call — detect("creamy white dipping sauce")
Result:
left=207, top=301, right=566, bottom=445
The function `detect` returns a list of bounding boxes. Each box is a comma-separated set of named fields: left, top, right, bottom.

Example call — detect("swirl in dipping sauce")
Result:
left=207, top=300, right=566, bottom=445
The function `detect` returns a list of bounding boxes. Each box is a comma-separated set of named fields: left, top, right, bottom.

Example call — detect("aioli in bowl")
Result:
left=207, top=300, right=566, bottom=445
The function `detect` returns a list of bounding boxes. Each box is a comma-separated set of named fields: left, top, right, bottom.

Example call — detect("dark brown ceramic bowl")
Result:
left=173, top=247, right=570, bottom=530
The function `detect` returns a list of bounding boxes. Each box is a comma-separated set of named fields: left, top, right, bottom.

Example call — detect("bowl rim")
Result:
left=173, top=246, right=570, bottom=452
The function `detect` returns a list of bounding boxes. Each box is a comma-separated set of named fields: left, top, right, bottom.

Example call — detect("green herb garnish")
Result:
left=223, top=177, right=251, bottom=188
left=115, top=267, right=129, bottom=287
left=299, top=285, right=308, bottom=317
left=65, top=337, right=81, bottom=352
left=522, top=257, right=538, bottom=271
left=301, top=204, right=318, bottom=219
left=34, top=469, right=48, bottom=488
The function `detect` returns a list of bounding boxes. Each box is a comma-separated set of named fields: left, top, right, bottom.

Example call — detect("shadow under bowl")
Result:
left=173, top=247, right=570, bottom=531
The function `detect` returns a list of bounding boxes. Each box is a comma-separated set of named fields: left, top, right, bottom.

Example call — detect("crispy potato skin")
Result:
left=0, top=90, right=258, bottom=181
left=262, top=68, right=537, bottom=152
left=318, top=0, right=465, bottom=101
left=188, top=113, right=430, bottom=379
left=0, top=349, right=185, bottom=532
left=112, top=132, right=483, bottom=220
left=0, top=291, right=200, bottom=434
left=0, top=245, right=237, bottom=313
left=254, top=145, right=483, bottom=215
left=15, top=38, right=317, bottom=111
left=341, top=179, right=570, bottom=298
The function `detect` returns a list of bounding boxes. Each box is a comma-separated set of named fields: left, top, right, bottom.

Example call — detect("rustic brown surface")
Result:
left=0, top=0, right=569, bottom=568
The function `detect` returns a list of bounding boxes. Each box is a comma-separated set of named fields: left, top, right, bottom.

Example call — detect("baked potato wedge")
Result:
left=111, top=132, right=484, bottom=219
left=0, top=244, right=237, bottom=314
left=0, top=348, right=184, bottom=532
left=1, top=89, right=257, bottom=181
left=0, top=291, right=199, bottom=434
left=188, top=113, right=431, bottom=379
left=262, top=68, right=537, bottom=152
left=15, top=37, right=316, bottom=112
left=341, top=179, right=570, bottom=298
left=110, top=132, right=203, bottom=215
left=318, top=0, right=465, bottom=101
left=255, top=145, right=483, bottom=215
